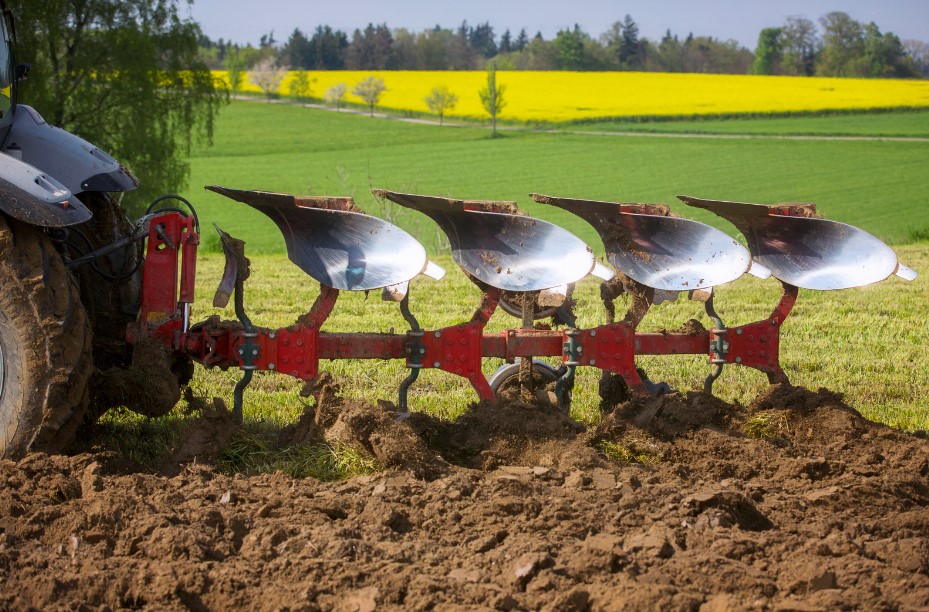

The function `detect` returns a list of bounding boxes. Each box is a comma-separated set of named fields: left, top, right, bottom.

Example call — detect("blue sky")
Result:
left=186, top=0, right=929, bottom=49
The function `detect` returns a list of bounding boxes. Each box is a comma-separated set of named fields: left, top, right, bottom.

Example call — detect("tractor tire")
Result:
left=72, top=192, right=191, bottom=418
left=0, top=215, right=93, bottom=459
left=72, top=192, right=142, bottom=372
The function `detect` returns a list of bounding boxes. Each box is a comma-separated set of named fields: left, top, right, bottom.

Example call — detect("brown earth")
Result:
left=1, top=383, right=928, bottom=610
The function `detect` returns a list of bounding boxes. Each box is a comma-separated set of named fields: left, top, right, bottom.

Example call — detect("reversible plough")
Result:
left=127, top=187, right=917, bottom=420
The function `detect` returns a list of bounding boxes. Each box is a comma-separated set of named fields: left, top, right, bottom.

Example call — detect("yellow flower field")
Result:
left=219, top=70, right=929, bottom=122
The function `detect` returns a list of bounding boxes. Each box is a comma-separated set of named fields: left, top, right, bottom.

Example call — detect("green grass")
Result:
left=217, top=431, right=381, bottom=481
left=121, top=242, right=924, bottom=432
left=565, top=110, right=929, bottom=137
left=177, top=100, right=929, bottom=253
left=94, top=101, right=929, bottom=473
left=91, top=245, right=928, bottom=472
left=743, top=412, right=791, bottom=439
left=597, top=439, right=663, bottom=464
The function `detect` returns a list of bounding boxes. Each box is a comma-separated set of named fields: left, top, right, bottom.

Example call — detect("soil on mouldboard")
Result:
left=1, top=382, right=928, bottom=610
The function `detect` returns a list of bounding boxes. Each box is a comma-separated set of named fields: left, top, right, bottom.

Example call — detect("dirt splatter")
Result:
left=1, top=384, right=928, bottom=610
left=90, top=339, right=184, bottom=418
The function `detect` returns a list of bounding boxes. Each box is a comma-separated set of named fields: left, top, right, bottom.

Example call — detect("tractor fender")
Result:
left=0, top=152, right=91, bottom=227
left=2, top=105, right=138, bottom=194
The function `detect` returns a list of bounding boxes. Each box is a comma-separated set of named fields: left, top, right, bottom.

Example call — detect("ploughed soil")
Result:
left=2, top=383, right=928, bottom=610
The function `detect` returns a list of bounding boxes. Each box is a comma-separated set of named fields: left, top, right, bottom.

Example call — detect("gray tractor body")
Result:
left=0, top=5, right=136, bottom=228
left=2, top=104, right=138, bottom=197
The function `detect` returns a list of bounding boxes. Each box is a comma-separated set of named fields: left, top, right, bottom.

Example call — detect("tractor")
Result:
left=0, top=5, right=187, bottom=458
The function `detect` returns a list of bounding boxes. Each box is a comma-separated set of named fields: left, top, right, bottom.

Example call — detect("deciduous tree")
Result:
left=817, top=12, right=865, bottom=76
left=424, top=85, right=458, bottom=125
left=224, top=48, right=246, bottom=92
left=753, top=27, right=783, bottom=74
left=781, top=17, right=818, bottom=76
left=324, top=82, right=348, bottom=110
left=903, top=39, right=929, bottom=77
left=9, top=0, right=226, bottom=212
left=478, top=62, right=505, bottom=136
left=290, top=70, right=315, bottom=102
left=353, top=76, right=386, bottom=116
left=249, top=58, right=288, bottom=99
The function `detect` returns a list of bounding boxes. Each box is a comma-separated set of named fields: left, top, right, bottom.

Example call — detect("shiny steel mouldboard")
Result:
left=532, top=194, right=757, bottom=292
left=206, top=186, right=434, bottom=291
left=679, top=195, right=917, bottom=290
left=375, top=189, right=606, bottom=292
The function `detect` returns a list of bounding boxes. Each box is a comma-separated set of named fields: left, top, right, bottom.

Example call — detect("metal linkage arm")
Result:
left=127, top=211, right=199, bottom=347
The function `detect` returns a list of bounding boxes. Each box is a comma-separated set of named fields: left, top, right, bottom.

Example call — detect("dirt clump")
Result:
left=91, top=339, right=184, bottom=418
left=1, top=383, right=928, bottom=610
left=158, top=395, right=240, bottom=477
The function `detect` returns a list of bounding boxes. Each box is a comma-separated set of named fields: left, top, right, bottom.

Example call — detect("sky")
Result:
left=185, top=0, right=929, bottom=50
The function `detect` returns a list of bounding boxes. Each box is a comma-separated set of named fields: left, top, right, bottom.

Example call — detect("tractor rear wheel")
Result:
left=0, top=215, right=93, bottom=459
left=71, top=192, right=142, bottom=373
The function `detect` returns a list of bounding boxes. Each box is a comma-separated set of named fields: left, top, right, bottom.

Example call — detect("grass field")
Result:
left=567, top=110, right=929, bottom=137
left=179, top=100, right=929, bottom=252
left=96, top=99, right=929, bottom=473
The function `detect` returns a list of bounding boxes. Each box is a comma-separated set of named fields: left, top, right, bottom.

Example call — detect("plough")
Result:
left=127, top=187, right=917, bottom=420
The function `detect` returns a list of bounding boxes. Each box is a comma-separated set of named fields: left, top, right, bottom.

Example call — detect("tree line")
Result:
left=199, top=13, right=928, bottom=78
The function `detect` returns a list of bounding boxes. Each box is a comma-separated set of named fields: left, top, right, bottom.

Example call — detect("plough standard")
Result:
left=127, top=187, right=917, bottom=420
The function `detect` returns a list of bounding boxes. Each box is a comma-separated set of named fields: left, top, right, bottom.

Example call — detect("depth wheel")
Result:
left=0, top=215, right=93, bottom=458
left=488, top=359, right=561, bottom=402
left=499, top=284, right=575, bottom=322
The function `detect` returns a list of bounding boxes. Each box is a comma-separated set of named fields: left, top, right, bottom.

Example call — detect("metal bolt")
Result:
left=434, top=331, right=441, bottom=338
left=736, top=329, right=743, bottom=335
left=590, top=359, right=596, bottom=366
left=735, top=357, right=742, bottom=363
left=590, top=330, right=597, bottom=337
left=268, top=363, right=276, bottom=370
left=269, top=332, right=277, bottom=339
left=251, top=349, right=258, bottom=356
left=433, top=361, right=441, bottom=368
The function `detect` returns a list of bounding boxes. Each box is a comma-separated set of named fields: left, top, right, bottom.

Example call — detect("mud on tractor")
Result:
left=0, top=13, right=918, bottom=460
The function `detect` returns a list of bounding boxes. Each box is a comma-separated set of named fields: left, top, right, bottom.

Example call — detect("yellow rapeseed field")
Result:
left=219, top=70, right=929, bottom=122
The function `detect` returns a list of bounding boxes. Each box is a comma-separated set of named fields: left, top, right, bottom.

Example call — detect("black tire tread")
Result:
left=0, top=215, right=93, bottom=458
